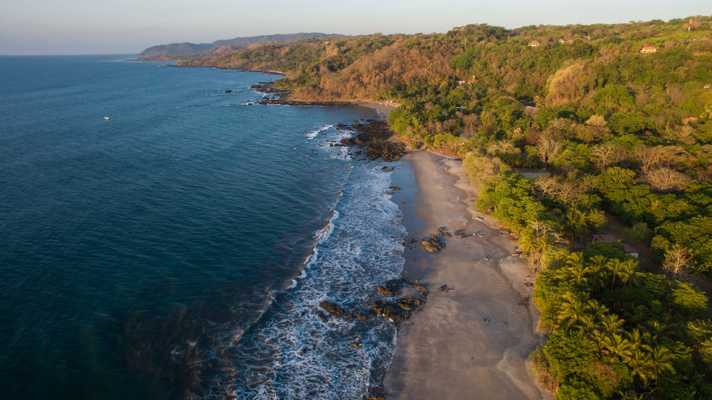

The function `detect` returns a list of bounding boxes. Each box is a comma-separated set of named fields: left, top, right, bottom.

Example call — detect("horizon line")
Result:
left=2, top=13, right=709, bottom=56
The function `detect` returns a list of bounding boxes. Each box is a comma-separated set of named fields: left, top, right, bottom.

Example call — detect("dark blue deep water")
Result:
left=0, top=56, right=406, bottom=399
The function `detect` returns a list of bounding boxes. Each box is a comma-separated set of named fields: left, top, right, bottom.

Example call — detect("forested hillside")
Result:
left=182, top=17, right=712, bottom=399
left=140, top=33, right=339, bottom=60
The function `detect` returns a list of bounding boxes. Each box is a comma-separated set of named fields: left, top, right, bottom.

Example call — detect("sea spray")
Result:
left=305, top=124, right=335, bottom=140
left=0, top=57, right=380, bottom=400
left=203, top=125, right=407, bottom=400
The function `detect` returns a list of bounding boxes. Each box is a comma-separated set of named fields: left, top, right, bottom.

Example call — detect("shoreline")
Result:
left=246, top=77, right=399, bottom=119
left=385, top=151, right=546, bottom=399
left=245, top=75, right=546, bottom=397
left=258, top=97, right=398, bottom=118
left=254, top=87, right=545, bottom=398
left=170, top=63, right=401, bottom=120
left=150, top=64, right=543, bottom=396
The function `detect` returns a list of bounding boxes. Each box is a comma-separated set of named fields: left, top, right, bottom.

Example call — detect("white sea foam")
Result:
left=321, top=128, right=354, bottom=161
left=201, top=142, right=407, bottom=399
left=305, top=124, right=334, bottom=140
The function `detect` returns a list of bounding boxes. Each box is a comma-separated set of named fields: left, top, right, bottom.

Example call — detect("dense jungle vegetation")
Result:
left=184, top=16, right=712, bottom=399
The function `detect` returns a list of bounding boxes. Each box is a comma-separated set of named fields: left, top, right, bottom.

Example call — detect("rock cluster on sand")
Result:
left=419, top=226, right=451, bottom=253
left=318, top=279, right=428, bottom=324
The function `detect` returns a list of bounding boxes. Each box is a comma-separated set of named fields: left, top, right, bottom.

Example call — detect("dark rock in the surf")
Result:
left=253, top=96, right=406, bottom=161
left=368, top=386, right=387, bottom=400
left=376, top=285, right=398, bottom=297
left=375, top=278, right=407, bottom=297
left=366, top=140, right=406, bottom=161
left=334, top=120, right=406, bottom=161
left=225, top=89, right=233, bottom=94
left=371, top=298, right=423, bottom=322
left=355, top=133, right=369, bottom=145
left=413, top=282, right=429, bottom=297
left=370, top=279, right=428, bottom=322
left=250, top=82, right=288, bottom=95
left=340, top=132, right=369, bottom=146
left=386, top=185, right=401, bottom=195
left=381, top=166, right=395, bottom=172
left=319, top=300, right=346, bottom=318
left=420, top=228, right=450, bottom=253
left=319, top=279, right=427, bottom=325
left=420, top=235, right=445, bottom=253
left=354, top=311, right=370, bottom=321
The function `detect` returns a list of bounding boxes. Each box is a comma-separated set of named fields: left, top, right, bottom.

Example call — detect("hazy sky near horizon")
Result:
left=1, top=0, right=710, bottom=54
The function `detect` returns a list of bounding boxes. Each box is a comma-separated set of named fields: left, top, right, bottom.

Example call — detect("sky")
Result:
left=0, top=0, right=710, bottom=55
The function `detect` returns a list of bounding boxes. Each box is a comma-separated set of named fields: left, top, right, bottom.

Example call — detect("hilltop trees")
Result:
left=534, top=249, right=711, bottom=399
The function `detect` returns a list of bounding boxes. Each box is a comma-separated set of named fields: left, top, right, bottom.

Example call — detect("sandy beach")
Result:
left=385, top=151, right=545, bottom=400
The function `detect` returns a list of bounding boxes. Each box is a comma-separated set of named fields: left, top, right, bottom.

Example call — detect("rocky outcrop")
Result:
left=250, top=82, right=289, bottom=95
left=319, top=300, right=347, bottom=318
left=252, top=82, right=407, bottom=161
left=318, top=279, right=428, bottom=324
left=420, top=227, right=451, bottom=253
left=339, top=121, right=406, bottom=161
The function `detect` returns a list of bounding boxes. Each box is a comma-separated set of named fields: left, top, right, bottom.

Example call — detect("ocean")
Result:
left=0, top=56, right=407, bottom=399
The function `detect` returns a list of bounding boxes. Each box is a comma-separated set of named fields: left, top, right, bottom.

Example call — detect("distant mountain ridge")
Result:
left=139, top=33, right=341, bottom=60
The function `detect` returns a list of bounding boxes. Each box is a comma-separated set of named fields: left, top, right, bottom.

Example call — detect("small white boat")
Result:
left=104, top=116, right=111, bottom=121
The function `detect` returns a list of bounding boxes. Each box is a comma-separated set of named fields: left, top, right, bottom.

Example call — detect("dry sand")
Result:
left=384, top=151, right=546, bottom=400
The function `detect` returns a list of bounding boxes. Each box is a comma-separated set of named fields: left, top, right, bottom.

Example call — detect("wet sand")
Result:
left=385, top=151, right=546, bottom=400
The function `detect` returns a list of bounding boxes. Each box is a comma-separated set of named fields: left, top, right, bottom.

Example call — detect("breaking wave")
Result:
left=201, top=128, right=406, bottom=399
left=305, top=124, right=335, bottom=140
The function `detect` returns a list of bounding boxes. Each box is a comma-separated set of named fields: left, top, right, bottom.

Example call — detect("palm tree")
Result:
left=570, top=266, right=589, bottom=287
left=565, top=252, right=584, bottom=269
left=556, top=292, right=593, bottom=330
left=601, top=313, right=624, bottom=335
left=587, top=300, right=608, bottom=323
left=647, top=345, right=675, bottom=378
left=626, top=348, right=655, bottom=386
left=604, top=258, right=637, bottom=288
left=626, top=329, right=643, bottom=350
left=626, top=344, right=676, bottom=387
left=600, top=333, right=634, bottom=362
